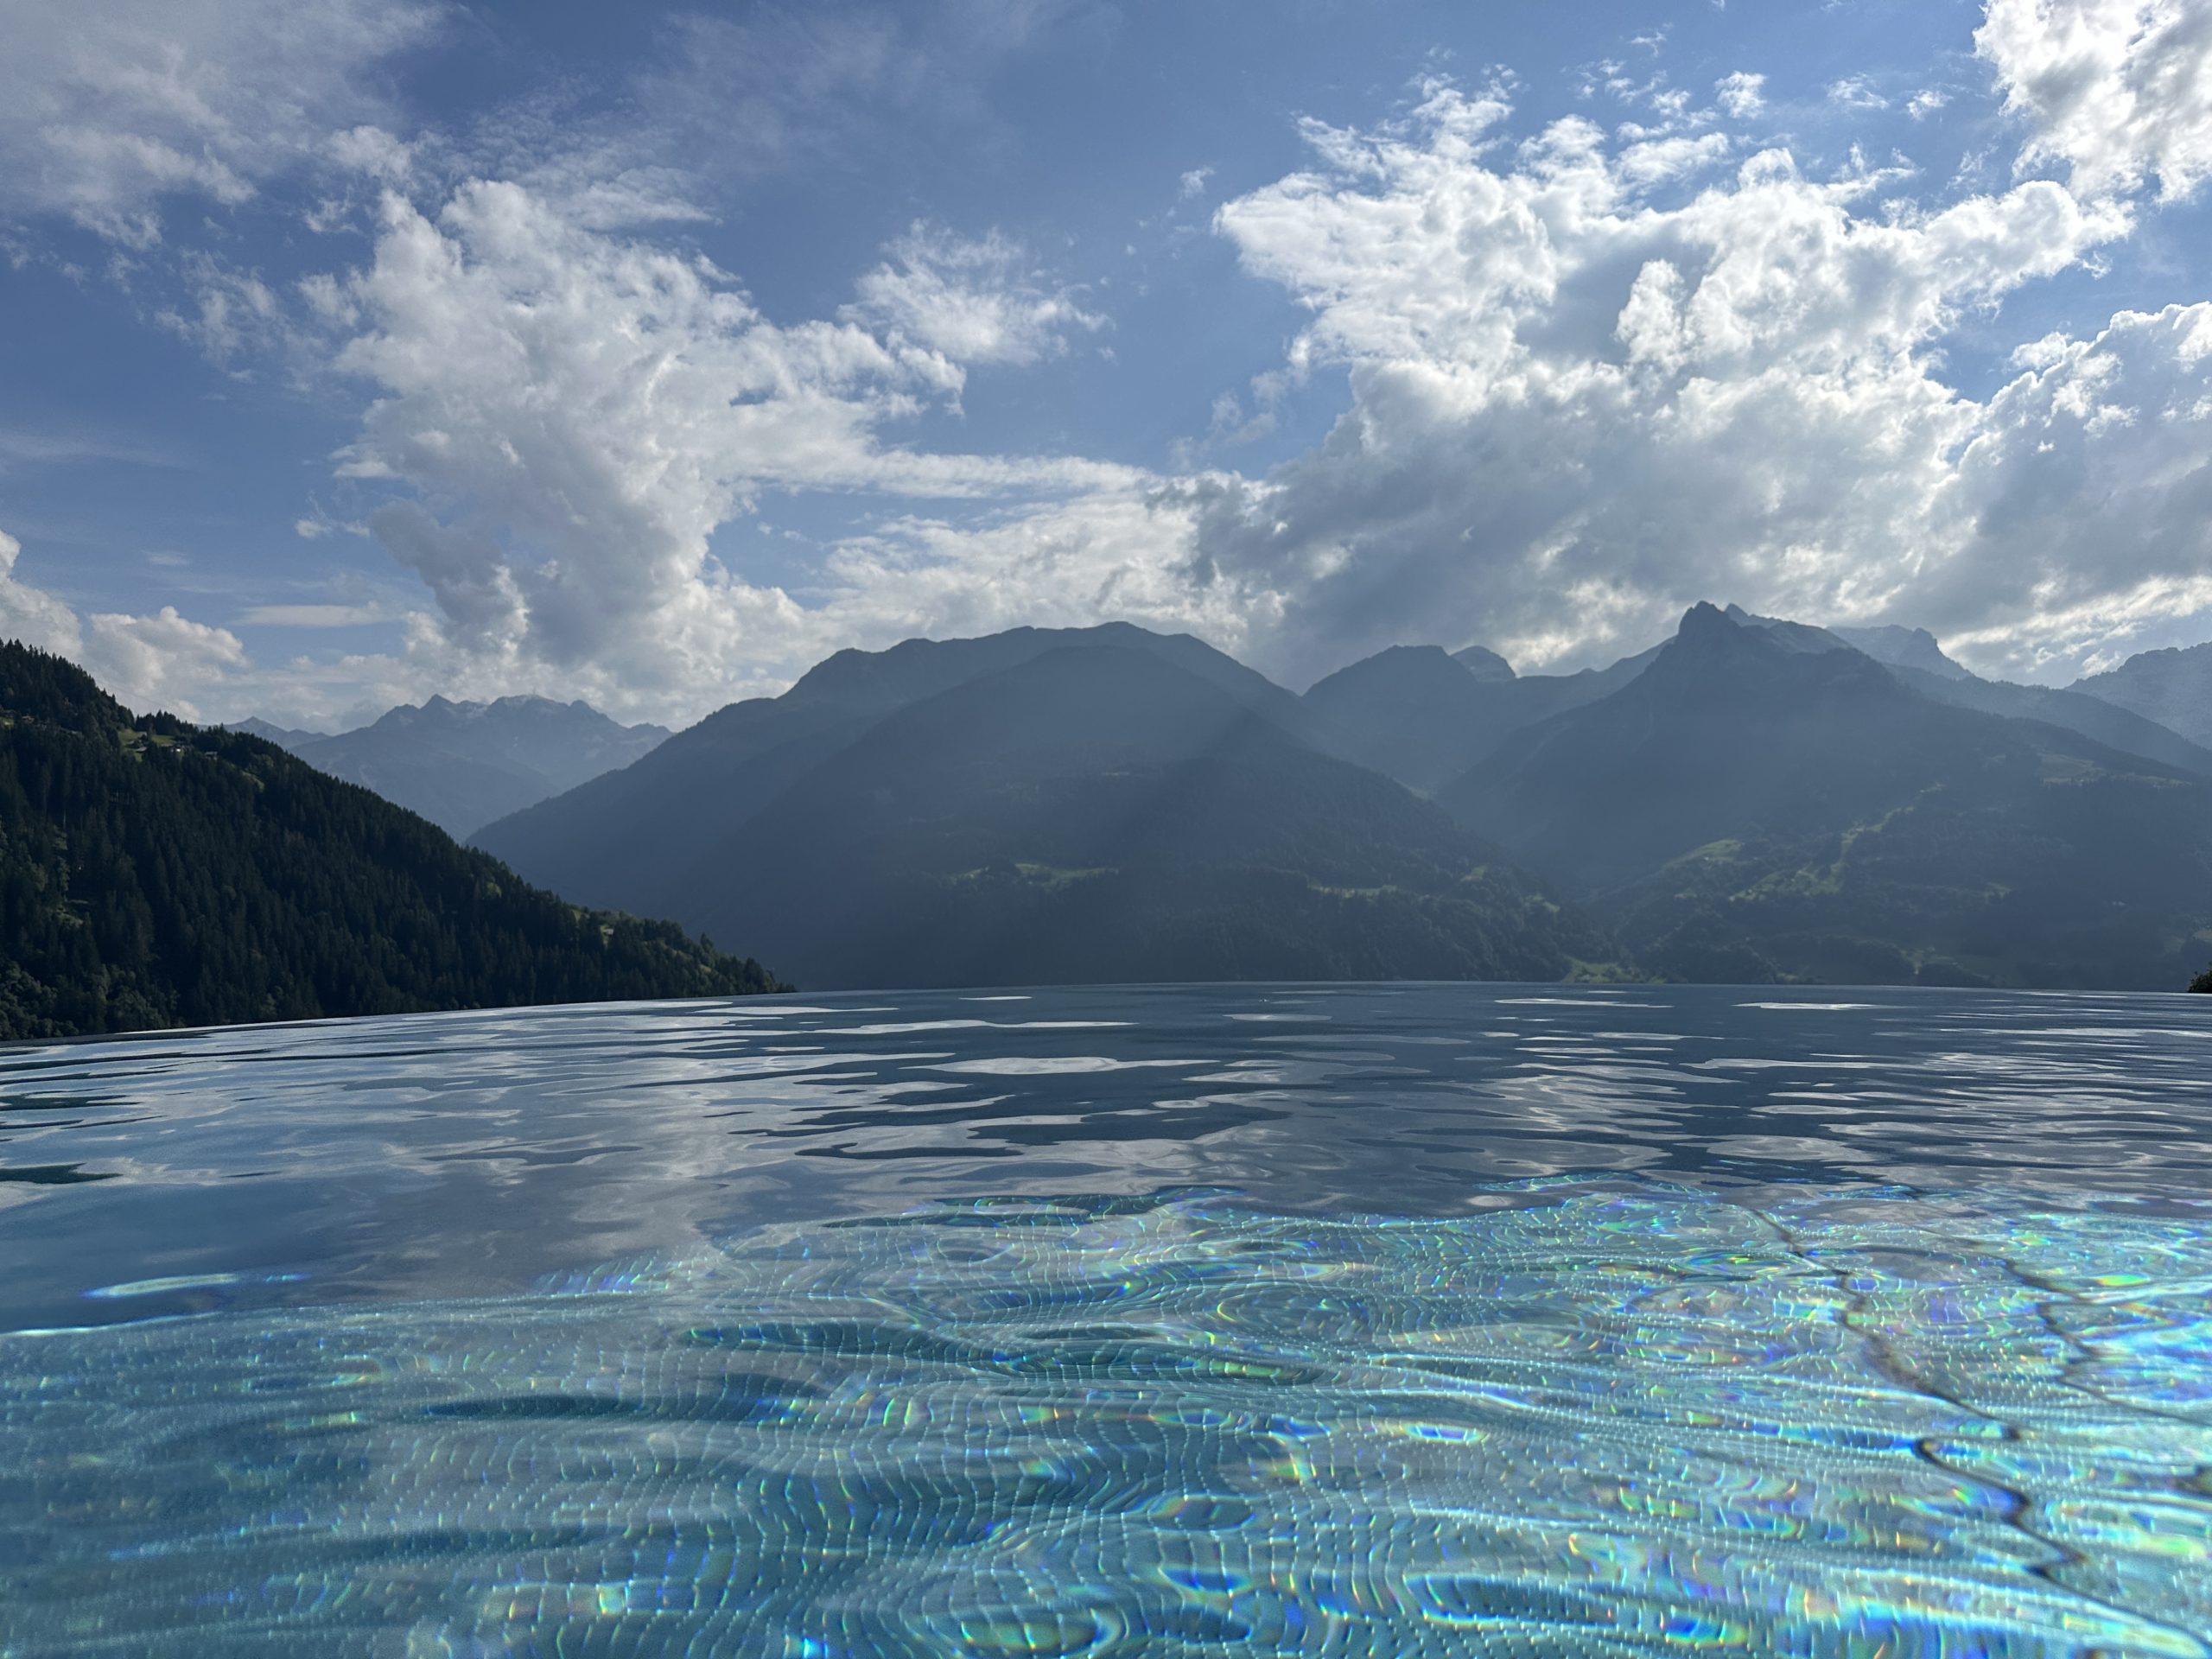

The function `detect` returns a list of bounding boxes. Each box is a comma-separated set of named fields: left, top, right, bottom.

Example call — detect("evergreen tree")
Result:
left=0, top=642, right=784, bottom=1040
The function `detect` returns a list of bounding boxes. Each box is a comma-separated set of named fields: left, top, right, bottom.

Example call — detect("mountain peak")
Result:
left=1452, top=644, right=1516, bottom=682
left=2072, top=638, right=2212, bottom=748
left=1832, top=623, right=1973, bottom=682
left=1308, top=644, right=1491, bottom=702
left=1676, top=601, right=1745, bottom=644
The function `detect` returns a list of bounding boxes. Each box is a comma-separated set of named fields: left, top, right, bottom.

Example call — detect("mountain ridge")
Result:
left=483, top=632, right=1620, bottom=989
left=1440, top=604, right=2212, bottom=988
left=245, top=694, right=672, bottom=839
left=2071, top=641, right=2212, bottom=750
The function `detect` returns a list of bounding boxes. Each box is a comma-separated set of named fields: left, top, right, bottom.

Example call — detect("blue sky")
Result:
left=3, top=0, right=2211, bottom=727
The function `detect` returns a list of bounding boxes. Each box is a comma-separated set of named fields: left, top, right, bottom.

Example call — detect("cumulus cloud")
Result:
left=845, top=223, right=1103, bottom=372
left=1190, top=82, right=2191, bottom=684
left=307, top=181, right=1154, bottom=713
left=285, top=65, right=2211, bottom=713
left=82, top=607, right=250, bottom=715
left=0, top=531, right=249, bottom=718
left=0, top=533, right=87, bottom=658
left=0, top=0, right=441, bottom=245
left=16, top=3, right=2212, bottom=724
left=1978, top=0, right=2212, bottom=200
left=1715, top=72, right=1766, bottom=118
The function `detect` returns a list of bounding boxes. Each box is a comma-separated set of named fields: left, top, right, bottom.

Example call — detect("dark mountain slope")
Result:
left=273, top=696, right=671, bottom=839
left=2072, top=641, right=2212, bottom=749
left=0, top=643, right=779, bottom=1040
left=670, top=645, right=1615, bottom=989
left=1440, top=605, right=2212, bottom=988
left=475, top=623, right=1320, bottom=916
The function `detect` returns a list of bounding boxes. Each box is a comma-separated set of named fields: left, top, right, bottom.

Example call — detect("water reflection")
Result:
left=0, top=983, right=2208, bottom=1335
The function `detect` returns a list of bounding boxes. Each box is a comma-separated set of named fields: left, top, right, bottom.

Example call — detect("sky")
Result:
left=3, top=0, right=2212, bottom=729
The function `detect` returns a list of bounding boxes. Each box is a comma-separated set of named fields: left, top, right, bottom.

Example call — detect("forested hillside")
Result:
left=0, top=643, right=780, bottom=1040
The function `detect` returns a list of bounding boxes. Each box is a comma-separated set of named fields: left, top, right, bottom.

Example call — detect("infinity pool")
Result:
left=3, top=985, right=2209, bottom=1654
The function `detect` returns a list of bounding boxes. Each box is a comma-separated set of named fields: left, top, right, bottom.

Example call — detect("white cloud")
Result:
left=83, top=607, right=250, bottom=715
left=0, top=532, right=88, bottom=658
left=0, top=0, right=441, bottom=244
left=1978, top=0, right=2212, bottom=200
left=1908, top=88, right=1953, bottom=118
left=1714, top=72, right=1766, bottom=118
left=1827, top=75, right=1891, bottom=110
left=302, top=181, right=1154, bottom=715
left=845, top=223, right=1103, bottom=372
left=0, top=530, right=250, bottom=719
left=1180, top=167, right=1216, bottom=200
left=1617, top=133, right=1734, bottom=186
left=1190, top=83, right=2189, bottom=684
left=156, top=255, right=285, bottom=364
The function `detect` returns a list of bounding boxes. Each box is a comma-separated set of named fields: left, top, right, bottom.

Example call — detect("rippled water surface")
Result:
left=3, top=984, right=2210, bottom=1654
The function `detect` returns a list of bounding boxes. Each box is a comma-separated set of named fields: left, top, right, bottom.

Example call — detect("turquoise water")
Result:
left=3, top=986, right=2210, bottom=1654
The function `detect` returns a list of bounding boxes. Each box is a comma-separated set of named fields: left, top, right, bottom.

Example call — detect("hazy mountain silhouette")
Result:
left=1451, top=645, right=1516, bottom=682
left=1885, top=664, right=2212, bottom=775
left=247, top=696, right=671, bottom=839
left=475, top=623, right=1323, bottom=917
left=2072, top=641, right=2212, bottom=750
left=226, top=715, right=321, bottom=748
left=1831, top=624, right=1972, bottom=681
left=677, top=646, right=1611, bottom=988
left=1440, top=603, right=2212, bottom=988
left=1713, top=607, right=2209, bottom=774
left=482, top=632, right=1615, bottom=989
left=1303, top=641, right=1662, bottom=791
left=0, top=643, right=778, bottom=1039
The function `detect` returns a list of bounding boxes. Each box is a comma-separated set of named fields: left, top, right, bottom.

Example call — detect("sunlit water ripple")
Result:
left=3, top=984, right=2209, bottom=1655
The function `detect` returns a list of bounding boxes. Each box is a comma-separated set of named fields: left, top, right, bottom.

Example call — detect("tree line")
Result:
left=0, top=641, right=782, bottom=1041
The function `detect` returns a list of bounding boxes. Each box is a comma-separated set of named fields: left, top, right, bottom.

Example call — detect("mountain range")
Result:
left=1439, top=604, right=2212, bottom=988
left=232, top=696, right=671, bottom=838
left=475, top=610, right=2212, bottom=992
left=476, top=627, right=1614, bottom=988
left=0, top=645, right=777, bottom=1040
left=13, top=597, right=2209, bottom=1018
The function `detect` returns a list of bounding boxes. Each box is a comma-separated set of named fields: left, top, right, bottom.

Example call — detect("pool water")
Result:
left=3, top=985, right=2209, bottom=1655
